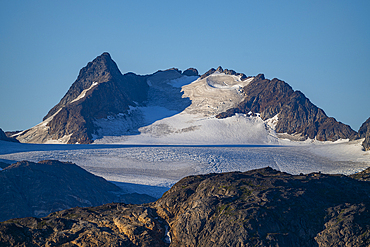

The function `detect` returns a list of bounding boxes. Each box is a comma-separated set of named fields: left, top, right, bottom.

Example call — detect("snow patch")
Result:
left=95, top=113, right=278, bottom=145
left=181, top=74, right=253, bottom=117
left=164, top=225, right=171, bottom=243
left=44, top=134, right=73, bottom=144
left=15, top=108, right=63, bottom=143
left=264, top=114, right=279, bottom=130
left=71, top=81, right=98, bottom=103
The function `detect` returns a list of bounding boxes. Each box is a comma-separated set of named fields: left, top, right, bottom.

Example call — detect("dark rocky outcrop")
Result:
left=2, top=167, right=369, bottom=246
left=0, top=160, right=155, bottom=222
left=200, top=66, right=248, bottom=80
left=0, top=128, right=19, bottom=143
left=182, top=68, right=199, bottom=77
left=352, top=117, right=370, bottom=151
left=216, top=75, right=357, bottom=141
left=0, top=204, right=169, bottom=247
left=349, top=167, right=370, bottom=181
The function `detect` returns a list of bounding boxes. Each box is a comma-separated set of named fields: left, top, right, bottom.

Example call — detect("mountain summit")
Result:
left=216, top=74, right=357, bottom=141
left=14, top=53, right=362, bottom=145
left=16, top=52, right=149, bottom=144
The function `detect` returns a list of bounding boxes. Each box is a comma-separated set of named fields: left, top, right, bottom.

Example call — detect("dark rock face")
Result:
left=0, top=128, right=19, bottom=143
left=2, top=167, right=369, bottom=246
left=354, top=117, right=370, bottom=151
left=44, top=53, right=147, bottom=120
left=200, top=66, right=248, bottom=80
left=0, top=160, right=155, bottom=222
left=40, top=52, right=149, bottom=144
left=182, top=68, right=199, bottom=76
left=216, top=75, right=357, bottom=141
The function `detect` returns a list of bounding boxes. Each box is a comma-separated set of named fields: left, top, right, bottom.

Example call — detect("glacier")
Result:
left=3, top=72, right=369, bottom=198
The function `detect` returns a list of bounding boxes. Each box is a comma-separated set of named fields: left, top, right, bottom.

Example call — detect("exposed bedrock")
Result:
left=216, top=74, right=357, bottom=141
left=1, top=167, right=370, bottom=246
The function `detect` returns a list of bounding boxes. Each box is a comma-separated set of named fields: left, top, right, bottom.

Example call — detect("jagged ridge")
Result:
left=216, top=74, right=357, bottom=141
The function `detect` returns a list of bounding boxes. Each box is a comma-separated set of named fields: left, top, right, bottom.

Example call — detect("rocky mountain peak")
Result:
left=77, top=52, right=121, bottom=80
left=200, top=68, right=216, bottom=79
left=200, top=66, right=248, bottom=80
left=216, top=66, right=224, bottom=72
left=216, top=75, right=357, bottom=141
left=253, top=73, right=265, bottom=81
left=15, top=53, right=150, bottom=144
left=44, top=52, right=123, bottom=120
left=182, top=68, right=199, bottom=76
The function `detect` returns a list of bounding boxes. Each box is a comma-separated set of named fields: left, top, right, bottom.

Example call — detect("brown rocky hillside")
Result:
left=1, top=167, right=369, bottom=246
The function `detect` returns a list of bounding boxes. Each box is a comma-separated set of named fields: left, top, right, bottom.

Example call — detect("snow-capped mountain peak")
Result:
left=15, top=53, right=359, bottom=145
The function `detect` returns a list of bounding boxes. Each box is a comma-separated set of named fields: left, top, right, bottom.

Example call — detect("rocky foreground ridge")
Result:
left=1, top=167, right=369, bottom=246
left=0, top=160, right=155, bottom=222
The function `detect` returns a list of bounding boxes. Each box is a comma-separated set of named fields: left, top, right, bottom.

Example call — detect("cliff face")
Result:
left=356, top=117, right=370, bottom=151
left=1, top=167, right=369, bottom=246
left=216, top=74, right=357, bottom=141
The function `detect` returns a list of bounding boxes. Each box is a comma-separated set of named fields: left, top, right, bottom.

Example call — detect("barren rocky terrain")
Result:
left=1, top=167, right=369, bottom=246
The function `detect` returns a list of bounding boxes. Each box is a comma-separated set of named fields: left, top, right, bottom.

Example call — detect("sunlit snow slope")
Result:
left=93, top=72, right=278, bottom=145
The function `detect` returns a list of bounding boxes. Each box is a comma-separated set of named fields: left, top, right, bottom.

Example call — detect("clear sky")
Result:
left=1, top=0, right=369, bottom=132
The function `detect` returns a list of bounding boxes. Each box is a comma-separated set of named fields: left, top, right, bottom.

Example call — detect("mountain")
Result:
left=0, top=128, right=18, bottom=143
left=14, top=53, right=198, bottom=144
left=0, top=160, right=155, bottom=222
left=215, top=72, right=357, bottom=141
left=1, top=167, right=369, bottom=246
left=14, top=53, right=359, bottom=145
left=15, top=53, right=149, bottom=144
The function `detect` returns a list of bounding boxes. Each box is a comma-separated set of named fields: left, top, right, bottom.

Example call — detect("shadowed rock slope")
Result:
left=0, top=128, right=18, bottom=143
left=0, top=160, right=155, bottom=222
left=16, top=52, right=149, bottom=144
left=15, top=53, right=198, bottom=144
left=353, top=117, right=370, bottom=151
left=1, top=167, right=369, bottom=246
left=45, top=52, right=149, bottom=144
left=216, top=74, right=357, bottom=141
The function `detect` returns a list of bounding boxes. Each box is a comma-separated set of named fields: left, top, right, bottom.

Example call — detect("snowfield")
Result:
left=4, top=73, right=369, bottom=198
left=0, top=140, right=369, bottom=198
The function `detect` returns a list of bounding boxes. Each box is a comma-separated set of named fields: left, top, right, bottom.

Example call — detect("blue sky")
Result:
left=1, top=0, right=369, bottom=131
